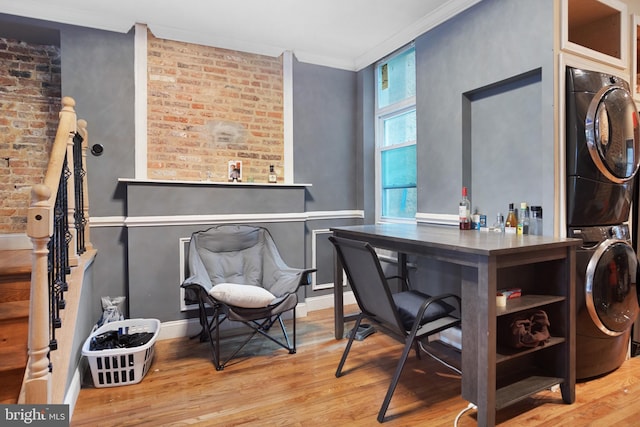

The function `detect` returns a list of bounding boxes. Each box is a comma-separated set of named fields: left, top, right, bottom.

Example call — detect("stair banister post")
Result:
left=24, top=184, right=53, bottom=404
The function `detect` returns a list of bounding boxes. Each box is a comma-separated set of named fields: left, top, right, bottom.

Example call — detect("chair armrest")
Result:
left=385, top=275, right=411, bottom=291
left=268, top=268, right=316, bottom=296
left=418, top=293, right=461, bottom=317
left=411, top=292, right=462, bottom=334
left=298, top=268, right=316, bottom=286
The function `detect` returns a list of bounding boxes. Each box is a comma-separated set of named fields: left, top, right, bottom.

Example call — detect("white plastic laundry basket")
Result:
left=82, top=318, right=160, bottom=388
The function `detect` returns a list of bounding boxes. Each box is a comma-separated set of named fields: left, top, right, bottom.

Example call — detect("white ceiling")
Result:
left=0, top=0, right=480, bottom=70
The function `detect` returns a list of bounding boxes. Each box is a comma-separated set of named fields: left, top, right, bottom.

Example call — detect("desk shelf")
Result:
left=496, top=376, right=564, bottom=410
left=491, top=257, right=572, bottom=415
left=496, top=295, right=565, bottom=316
left=496, top=336, right=565, bottom=363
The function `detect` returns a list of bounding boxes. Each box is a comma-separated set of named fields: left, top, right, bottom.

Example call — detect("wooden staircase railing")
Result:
left=23, top=96, right=95, bottom=404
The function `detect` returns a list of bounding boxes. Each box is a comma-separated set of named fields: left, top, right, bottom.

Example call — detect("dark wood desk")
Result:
left=331, top=223, right=580, bottom=427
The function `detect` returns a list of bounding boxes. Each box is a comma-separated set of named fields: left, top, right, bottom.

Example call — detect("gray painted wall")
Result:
left=416, top=0, right=555, bottom=235
left=1, top=0, right=560, bottom=323
left=60, top=26, right=135, bottom=218
left=59, top=25, right=136, bottom=317
left=123, top=182, right=308, bottom=321
left=292, top=57, right=365, bottom=298
left=356, top=65, right=376, bottom=223
left=293, top=58, right=358, bottom=211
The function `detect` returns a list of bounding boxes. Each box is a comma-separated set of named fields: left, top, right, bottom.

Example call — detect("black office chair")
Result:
left=329, top=235, right=461, bottom=423
left=181, top=225, right=315, bottom=370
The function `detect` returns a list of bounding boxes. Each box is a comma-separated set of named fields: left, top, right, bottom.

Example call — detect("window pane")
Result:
left=377, top=47, right=415, bottom=109
left=383, top=110, right=416, bottom=148
left=382, top=188, right=417, bottom=218
left=382, top=145, right=416, bottom=187
left=381, top=145, right=416, bottom=219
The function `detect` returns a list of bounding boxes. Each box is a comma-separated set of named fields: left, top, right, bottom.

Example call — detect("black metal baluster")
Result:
left=73, top=132, right=86, bottom=255
left=48, top=152, right=71, bottom=352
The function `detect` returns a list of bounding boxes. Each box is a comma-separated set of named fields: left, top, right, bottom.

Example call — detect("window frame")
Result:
left=374, top=44, right=417, bottom=224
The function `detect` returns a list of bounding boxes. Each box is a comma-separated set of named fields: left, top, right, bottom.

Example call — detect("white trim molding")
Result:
left=88, top=210, right=365, bottom=228
left=311, top=228, right=334, bottom=290
left=89, top=216, right=127, bottom=228
left=0, top=233, right=32, bottom=250
left=415, top=212, right=458, bottom=227
left=304, top=292, right=356, bottom=312
left=124, top=212, right=308, bottom=227
left=134, top=23, right=148, bottom=179
left=306, top=210, right=364, bottom=221
left=283, top=50, right=294, bottom=183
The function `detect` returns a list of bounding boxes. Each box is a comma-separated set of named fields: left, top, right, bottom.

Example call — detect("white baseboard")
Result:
left=303, top=291, right=356, bottom=311
left=0, top=233, right=32, bottom=250
left=158, top=304, right=305, bottom=341
left=64, top=361, right=83, bottom=421
left=157, top=292, right=355, bottom=341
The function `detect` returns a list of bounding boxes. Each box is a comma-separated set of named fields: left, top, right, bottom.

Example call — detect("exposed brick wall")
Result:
left=147, top=32, right=284, bottom=182
left=2, top=31, right=285, bottom=233
left=0, top=38, right=61, bottom=234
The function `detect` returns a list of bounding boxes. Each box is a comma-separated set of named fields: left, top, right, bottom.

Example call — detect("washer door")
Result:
left=585, top=85, right=640, bottom=183
left=585, top=239, right=639, bottom=336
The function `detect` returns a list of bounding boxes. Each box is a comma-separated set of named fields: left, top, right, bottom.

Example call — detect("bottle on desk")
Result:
left=505, top=203, right=517, bottom=234
left=530, top=206, right=543, bottom=235
left=491, top=213, right=504, bottom=233
left=459, top=187, right=471, bottom=230
left=517, top=202, right=530, bottom=235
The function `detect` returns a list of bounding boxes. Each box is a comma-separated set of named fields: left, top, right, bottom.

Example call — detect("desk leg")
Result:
left=461, top=263, right=496, bottom=427
left=334, top=248, right=344, bottom=340
left=561, top=246, right=576, bottom=403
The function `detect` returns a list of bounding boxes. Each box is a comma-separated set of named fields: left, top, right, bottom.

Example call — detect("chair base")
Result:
left=191, top=286, right=297, bottom=370
left=337, top=313, right=461, bottom=423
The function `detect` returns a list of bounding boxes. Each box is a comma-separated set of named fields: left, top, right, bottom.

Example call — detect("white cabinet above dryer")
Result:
left=561, top=0, right=629, bottom=69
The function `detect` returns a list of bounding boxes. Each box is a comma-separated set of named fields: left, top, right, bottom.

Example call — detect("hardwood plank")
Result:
left=0, top=250, right=31, bottom=276
left=71, top=306, right=640, bottom=426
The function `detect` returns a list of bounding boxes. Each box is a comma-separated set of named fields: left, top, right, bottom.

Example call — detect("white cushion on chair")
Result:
left=209, top=283, right=276, bottom=308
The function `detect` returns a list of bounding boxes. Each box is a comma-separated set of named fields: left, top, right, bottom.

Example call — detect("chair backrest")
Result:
left=192, top=225, right=266, bottom=287
left=186, top=225, right=298, bottom=296
left=329, top=236, right=406, bottom=336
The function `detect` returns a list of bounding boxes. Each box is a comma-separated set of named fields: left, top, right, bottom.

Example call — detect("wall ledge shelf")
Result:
left=118, top=178, right=312, bottom=188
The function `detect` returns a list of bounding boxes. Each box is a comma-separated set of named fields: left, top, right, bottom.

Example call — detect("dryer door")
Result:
left=586, top=239, right=639, bottom=336
left=586, top=85, right=640, bottom=183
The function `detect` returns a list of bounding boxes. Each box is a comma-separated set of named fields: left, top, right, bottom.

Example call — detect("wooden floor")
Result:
left=71, top=307, right=640, bottom=426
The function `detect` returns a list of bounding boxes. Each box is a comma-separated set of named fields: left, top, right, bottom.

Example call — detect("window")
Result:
left=375, top=45, right=417, bottom=221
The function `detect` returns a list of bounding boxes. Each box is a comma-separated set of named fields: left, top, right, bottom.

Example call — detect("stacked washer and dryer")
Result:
left=566, top=66, right=640, bottom=380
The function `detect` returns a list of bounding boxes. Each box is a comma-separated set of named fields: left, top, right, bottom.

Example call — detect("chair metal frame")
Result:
left=186, top=284, right=301, bottom=370
left=182, top=225, right=314, bottom=371
left=330, top=235, right=461, bottom=423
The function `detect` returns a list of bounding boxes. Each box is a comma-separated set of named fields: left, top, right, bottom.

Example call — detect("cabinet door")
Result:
left=561, top=0, right=629, bottom=69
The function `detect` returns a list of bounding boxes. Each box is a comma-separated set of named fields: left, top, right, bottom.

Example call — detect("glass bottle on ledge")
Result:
left=459, top=186, right=471, bottom=230
left=268, top=165, right=277, bottom=183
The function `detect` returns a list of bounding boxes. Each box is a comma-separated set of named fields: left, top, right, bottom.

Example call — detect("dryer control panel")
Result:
left=568, top=224, right=630, bottom=245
